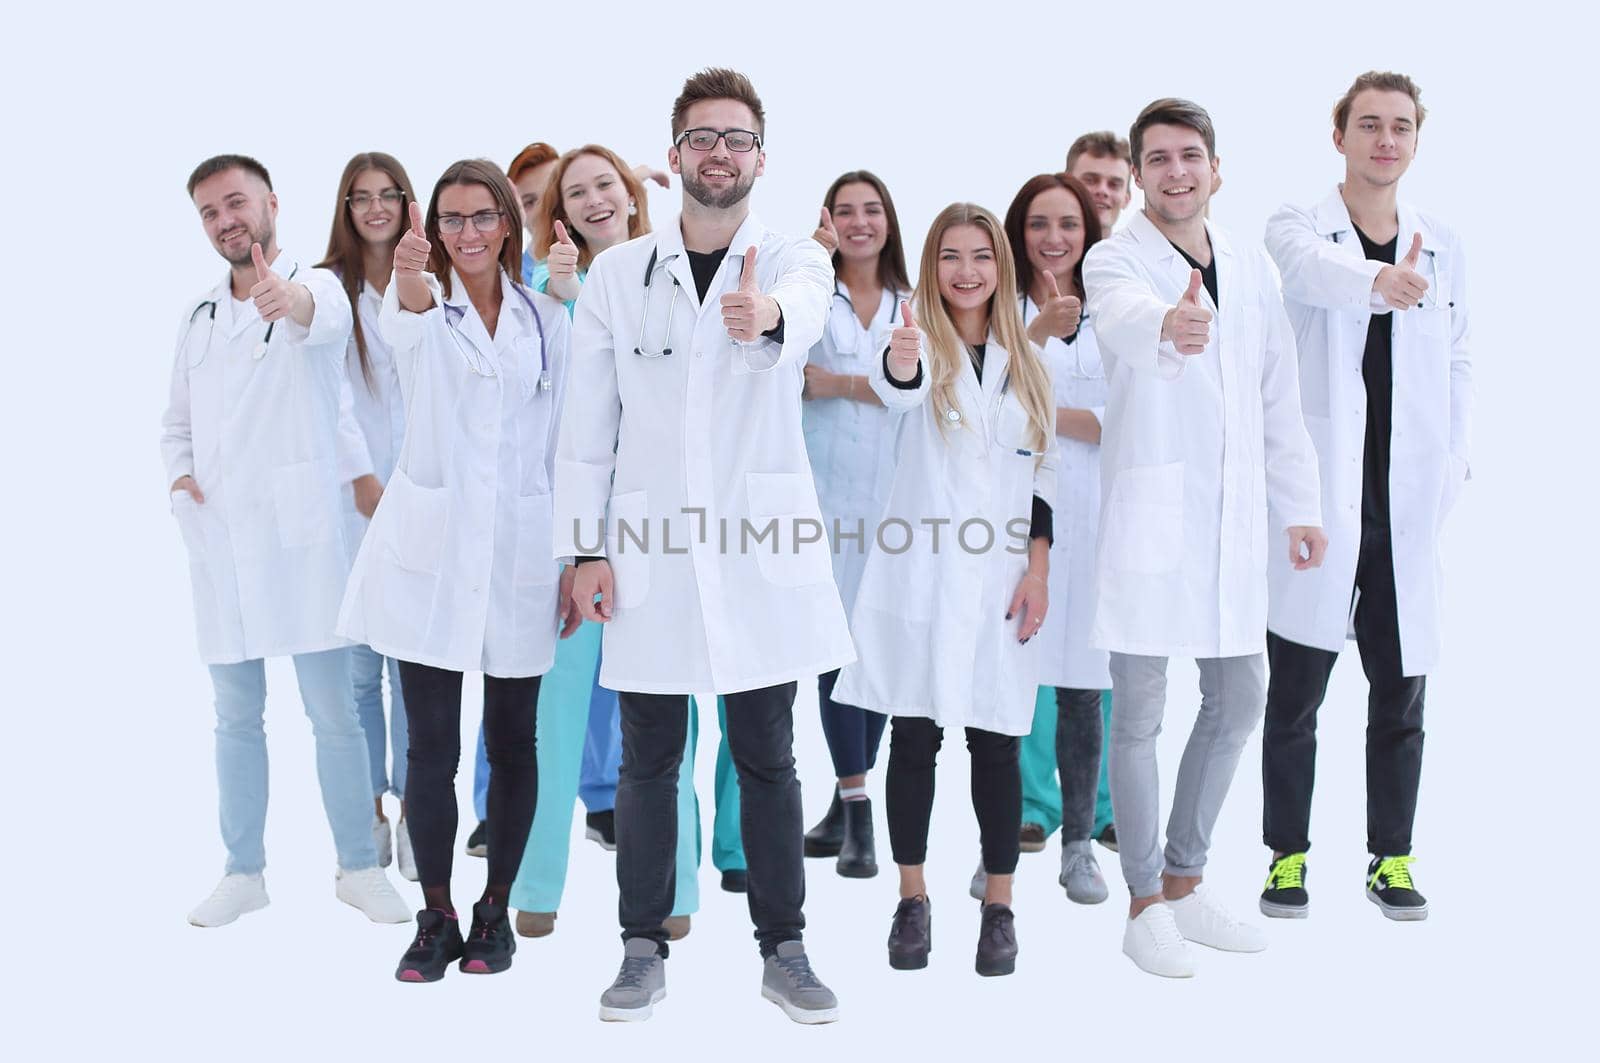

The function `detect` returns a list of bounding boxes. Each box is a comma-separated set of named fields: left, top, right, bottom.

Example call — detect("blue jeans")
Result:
left=578, top=680, right=621, bottom=813
left=351, top=644, right=407, bottom=799
left=208, top=648, right=378, bottom=874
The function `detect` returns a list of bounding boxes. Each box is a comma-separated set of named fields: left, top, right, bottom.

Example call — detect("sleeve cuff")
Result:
left=884, top=347, right=923, bottom=390
left=1030, top=495, right=1054, bottom=545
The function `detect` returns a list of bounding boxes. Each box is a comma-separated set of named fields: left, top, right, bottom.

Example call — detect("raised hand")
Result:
left=720, top=245, right=778, bottom=342
left=249, top=243, right=295, bottom=322
left=1373, top=232, right=1429, bottom=310
left=886, top=300, right=922, bottom=381
left=1035, top=271, right=1083, bottom=340
left=548, top=219, right=580, bottom=280
left=1162, top=268, right=1212, bottom=355
left=811, top=207, right=839, bottom=254
left=395, top=201, right=431, bottom=276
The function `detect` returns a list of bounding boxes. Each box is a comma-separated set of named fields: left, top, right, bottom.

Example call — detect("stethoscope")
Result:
left=634, top=247, right=682, bottom=357
left=180, top=264, right=301, bottom=368
left=943, top=348, right=1043, bottom=459
left=1020, top=291, right=1101, bottom=379
left=442, top=282, right=551, bottom=394
left=828, top=282, right=900, bottom=355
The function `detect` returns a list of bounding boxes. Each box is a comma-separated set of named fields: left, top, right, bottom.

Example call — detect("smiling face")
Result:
left=348, top=167, right=403, bottom=249
left=1023, top=186, right=1087, bottom=285
left=514, top=159, right=559, bottom=239
left=936, top=223, right=998, bottom=313
left=1068, top=152, right=1132, bottom=231
left=437, top=182, right=509, bottom=281
left=193, top=167, right=276, bottom=267
left=559, top=152, right=632, bottom=252
left=670, top=98, right=764, bottom=210
left=1336, top=88, right=1419, bottom=189
left=1135, top=123, right=1216, bottom=226
left=829, top=180, right=888, bottom=265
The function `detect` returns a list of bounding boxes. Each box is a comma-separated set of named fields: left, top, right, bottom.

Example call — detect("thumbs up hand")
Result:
left=811, top=207, right=839, bottom=254
left=720, top=245, right=780, bottom=342
left=248, top=242, right=296, bottom=323
left=886, top=299, right=922, bottom=381
left=1161, top=268, right=1213, bottom=355
left=1033, top=271, right=1083, bottom=341
left=394, top=201, right=431, bottom=277
left=1373, top=232, right=1429, bottom=310
left=545, top=218, right=582, bottom=300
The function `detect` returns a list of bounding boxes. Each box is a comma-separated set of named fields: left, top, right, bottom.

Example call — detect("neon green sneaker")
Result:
left=1260, top=852, right=1309, bottom=919
left=1367, top=855, right=1428, bottom=921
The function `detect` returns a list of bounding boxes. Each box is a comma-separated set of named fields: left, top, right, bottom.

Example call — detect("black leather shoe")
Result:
left=887, top=896, right=931, bottom=970
left=720, top=869, right=748, bottom=893
left=803, top=787, right=844, bottom=858
left=975, top=903, right=1017, bottom=977
left=836, top=797, right=878, bottom=878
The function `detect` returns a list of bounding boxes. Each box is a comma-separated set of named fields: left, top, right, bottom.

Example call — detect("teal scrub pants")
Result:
left=1018, top=686, right=1114, bottom=838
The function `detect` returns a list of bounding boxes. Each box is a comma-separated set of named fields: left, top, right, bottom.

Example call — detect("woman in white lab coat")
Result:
left=798, top=170, right=912, bottom=880
left=337, top=159, right=577, bottom=983
left=1001, top=173, right=1112, bottom=904
left=834, top=203, right=1057, bottom=977
left=316, top=151, right=418, bottom=882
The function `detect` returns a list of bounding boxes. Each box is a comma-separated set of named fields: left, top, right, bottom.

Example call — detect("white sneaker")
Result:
left=969, top=858, right=987, bottom=901
left=1168, top=884, right=1268, bottom=953
left=373, top=816, right=393, bottom=868
left=1122, top=903, right=1196, bottom=978
left=188, top=873, right=270, bottom=928
left=335, top=866, right=411, bottom=923
left=395, top=817, right=418, bottom=882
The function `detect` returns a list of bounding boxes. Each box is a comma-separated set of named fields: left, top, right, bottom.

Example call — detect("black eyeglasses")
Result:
left=346, top=189, right=405, bottom=211
left=675, top=127, right=761, bottom=153
left=437, top=211, right=507, bottom=234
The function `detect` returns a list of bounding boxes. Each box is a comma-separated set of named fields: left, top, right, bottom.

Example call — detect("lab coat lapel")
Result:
left=1208, top=221, right=1237, bottom=321
left=654, top=225, right=700, bottom=315
left=1127, top=210, right=1198, bottom=310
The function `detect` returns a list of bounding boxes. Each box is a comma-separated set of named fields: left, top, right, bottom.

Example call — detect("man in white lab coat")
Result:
left=1260, top=72, right=1471, bottom=924
left=555, top=69, right=849, bottom=1024
left=162, top=155, right=407, bottom=929
left=1083, top=100, right=1325, bottom=978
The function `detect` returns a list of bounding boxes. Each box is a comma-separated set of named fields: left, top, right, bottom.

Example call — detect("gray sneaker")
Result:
left=1059, top=840, right=1109, bottom=904
left=969, top=858, right=987, bottom=902
left=598, top=938, right=666, bottom=1022
left=761, top=941, right=839, bottom=1024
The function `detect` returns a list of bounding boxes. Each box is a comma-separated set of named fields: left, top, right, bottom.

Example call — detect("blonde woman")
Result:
left=834, top=203, right=1057, bottom=978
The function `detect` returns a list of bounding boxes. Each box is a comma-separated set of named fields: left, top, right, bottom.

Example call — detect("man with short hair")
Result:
left=1068, top=131, right=1134, bottom=232
left=164, top=154, right=407, bottom=929
left=1259, top=71, right=1470, bottom=923
left=1084, top=100, right=1325, bottom=978
left=556, top=69, right=848, bottom=1024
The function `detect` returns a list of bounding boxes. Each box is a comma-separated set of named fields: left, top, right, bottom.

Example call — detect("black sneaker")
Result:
left=1260, top=852, right=1310, bottom=919
left=1019, top=822, right=1048, bottom=853
left=464, top=820, right=488, bottom=858
left=720, top=869, right=748, bottom=893
left=887, top=895, right=931, bottom=970
left=1367, top=855, right=1429, bottom=921
left=836, top=797, right=878, bottom=879
left=804, top=787, right=845, bottom=858
left=395, top=909, right=465, bottom=983
left=975, top=903, right=1018, bottom=977
left=1096, top=823, right=1119, bottom=853
left=460, top=901, right=516, bottom=974
left=585, top=810, right=617, bottom=852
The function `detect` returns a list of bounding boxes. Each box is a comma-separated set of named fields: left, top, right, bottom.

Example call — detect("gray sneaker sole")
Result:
left=1259, top=897, right=1309, bottom=919
left=1367, top=890, right=1428, bottom=921
left=584, top=827, right=617, bottom=852
left=762, top=985, right=839, bottom=1024
left=1061, top=880, right=1109, bottom=905
left=599, top=987, right=665, bottom=1022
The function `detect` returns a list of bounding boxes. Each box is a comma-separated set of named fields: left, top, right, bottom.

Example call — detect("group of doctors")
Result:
left=162, top=65, right=1470, bottom=1019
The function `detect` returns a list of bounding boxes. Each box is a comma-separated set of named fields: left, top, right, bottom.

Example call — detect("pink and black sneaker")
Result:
left=460, top=901, right=516, bottom=974
left=395, top=909, right=464, bottom=983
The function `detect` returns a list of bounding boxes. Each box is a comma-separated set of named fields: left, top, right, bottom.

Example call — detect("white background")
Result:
left=3, top=0, right=1592, bottom=1057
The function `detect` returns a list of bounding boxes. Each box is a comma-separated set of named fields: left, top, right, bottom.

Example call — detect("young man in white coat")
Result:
left=1259, top=72, right=1470, bottom=923
left=1082, top=100, right=1326, bottom=978
left=555, top=69, right=850, bottom=1025
left=163, top=155, right=408, bottom=928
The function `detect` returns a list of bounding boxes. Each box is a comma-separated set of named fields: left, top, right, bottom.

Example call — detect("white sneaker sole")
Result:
left=585, top=827, right=618, bottom=852
left=762, top=985, right=839, bottom=1024
left=336, top=884, right=411, bottom=924
left=1367, top=890, right=1429, bottom=921
left=187, top=893, right=269, bottom=928
left=1260, top=898, right=1309, bottom=919
left=599, top=988, right=665, bottom=1022
left=1122, top=947, right=1195, bottom=979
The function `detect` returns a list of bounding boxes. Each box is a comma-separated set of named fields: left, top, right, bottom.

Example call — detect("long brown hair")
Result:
left=822, top=170, right=911, bottom=294
left=1003, top=173, right=1103, bottom=301
left=424, top=159, right=525, bottom=300
left=531, top=145, right=652, bottom=270
left=914, top=203, right=1052, bottom=455
left=316, top=152, right=415, bottom=388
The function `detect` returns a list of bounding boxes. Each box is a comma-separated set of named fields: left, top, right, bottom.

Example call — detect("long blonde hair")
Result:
left=913, top=203, right=1052, bottom=455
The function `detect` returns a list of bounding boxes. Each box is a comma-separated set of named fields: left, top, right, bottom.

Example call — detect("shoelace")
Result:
left=1372, top=855, right=1416, bottom=890
left=774, top=954, right=822, bottom=990
left=1267, top=852, right=1307, bottom=890
left=1146, top=909, right=1185, bottom=951
left=981, top=907, right=1015, bottom=944
left=613, top=956, right=655, bottom=990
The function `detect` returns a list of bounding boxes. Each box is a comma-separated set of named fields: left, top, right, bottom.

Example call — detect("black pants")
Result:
left=817, top=668, right=888, bottom=779
left=398, top=662, right=540, bottom=891
left=1262, top=530, right=1426, bottom=856
left=616, top=683, right=803, bottom=958
left=886, top=716, right=1021, bottom=875
left=1055, top=687, right=1105, bottom=843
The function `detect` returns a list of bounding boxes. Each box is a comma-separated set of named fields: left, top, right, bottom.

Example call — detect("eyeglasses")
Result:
left=675, top=127, right=761, bottom=153
left=346, top=189, right=405, bottom=211
left=437, top=211, right=507, bottom=234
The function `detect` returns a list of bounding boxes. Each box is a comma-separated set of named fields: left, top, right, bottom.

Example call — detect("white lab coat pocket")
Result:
left=271, top=459, right=338, bottom=549
left=745, top=471, right=834, bottom=588
left=1103, top=462, right=1184, bottom=575
left=515, top=492, right=557, bottom=587
left=382, top=467, right=449, bottom=574
left=606, top=490, right=651, bottom=610
left=170, top=490, right=205, bottom=555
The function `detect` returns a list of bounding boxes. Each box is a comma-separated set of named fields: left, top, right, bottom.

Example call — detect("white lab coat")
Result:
left=160, top=254, right=368, bottom=664
left=802, top=283, right=906, bottom=612
left=337, top=269, right=570, bottom=678
left=341, top=280, right=408, bottom=552
left=1025, top=300, right=1112, bottom=691
left=1264, top=189, right=1472, bottom=676
left=1083, top=212, right=1322, bottom=659
left=834, top=335, right=1058, bottom=736
left=552, top=214, right=854, bottom=695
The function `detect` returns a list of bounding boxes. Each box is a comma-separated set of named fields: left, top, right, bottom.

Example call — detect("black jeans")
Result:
left=616, top=683, right=803, bottom=958
left=398, top=662, right=540, bottom=891
left=1262, top=530, right=1426, bottom=856
left=886, top=716, right=1021, bottom=874
left=1055, top=687, right=1105, bottom=844
left=817, top=668, right=888, bottom=779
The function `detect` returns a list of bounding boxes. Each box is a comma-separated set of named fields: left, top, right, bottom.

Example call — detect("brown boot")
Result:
left=514, top=910, right=556, bottom=938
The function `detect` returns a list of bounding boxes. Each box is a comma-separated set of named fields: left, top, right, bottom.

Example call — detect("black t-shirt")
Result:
left=1170, top=237, right=1218, bottom=306
left=1353, top=223, right=1397, bottom=532
left=685, top=246, right=784, bottom=343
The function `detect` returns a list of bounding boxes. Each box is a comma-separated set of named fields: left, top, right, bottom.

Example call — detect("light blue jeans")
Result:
left=208, top=647, right=379, bottom=874
left=351, top=643, right=407, bottom=799
left=579, top=683, right=621, bottom=812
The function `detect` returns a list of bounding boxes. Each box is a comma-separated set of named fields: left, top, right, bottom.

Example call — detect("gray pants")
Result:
left=1108, top=652, right=1266, bottom=898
